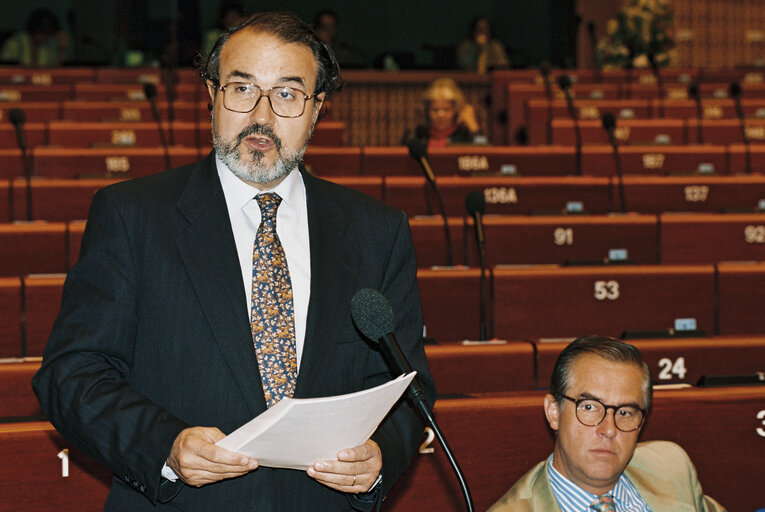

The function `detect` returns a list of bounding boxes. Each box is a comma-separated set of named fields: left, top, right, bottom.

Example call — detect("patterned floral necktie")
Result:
left=251, top=193, right=297, bottom=408
left=590, top=494, right=616, bottom=512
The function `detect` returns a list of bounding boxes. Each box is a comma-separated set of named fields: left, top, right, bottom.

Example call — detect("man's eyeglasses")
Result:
left=217, top=82, right=316, bottom=118
left=559, top=394, right=646, bottom=432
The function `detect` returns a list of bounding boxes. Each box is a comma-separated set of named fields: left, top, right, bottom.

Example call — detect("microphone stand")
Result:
left=558, top=75, right=582, bottom=175
left=144, top=83, right=172, bottom=171
left=407, top=139, right=453, bottom=266
left=603, top=113, right=626, bottom=213
left=351, top=288, right=474, bottom=512
left=688, top=83, right=704, bottom=144
left=9, top=109, right=33, bottom=220
left=649, top=53, right=665, bottom=117
left=730, top=82, right=752, bottom=174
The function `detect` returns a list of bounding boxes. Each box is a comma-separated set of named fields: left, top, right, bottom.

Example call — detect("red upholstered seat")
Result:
left=0, top=278, right=22, bottom=358
left=0, top=223, right=68, bottom=276
left=717, top=262, right=765, bottom=335
left=302, top=147, right=362, bottom=176
left=12, top=178, right=120, bottom=222
left=30, top=147, right=200, bottom=179
left=47, top=121, right=200, bottom=148
left=551, top=119, right=687, bottom=146
left=492, top=265, right=716, bottom=340
left=23, top=275, right=66, bottom=357
left=384, top=176, right=612, bottom=217
left=533, top=335, right=765, bottom=388
left=618, top=175, right=765, bottom=214
left=0, top=360, right=44, bottom=417
left=659, top=212, right=765, bottom=263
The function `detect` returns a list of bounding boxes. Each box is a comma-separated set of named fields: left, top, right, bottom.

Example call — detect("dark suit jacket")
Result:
left=32, top=153, right=435, bottom=511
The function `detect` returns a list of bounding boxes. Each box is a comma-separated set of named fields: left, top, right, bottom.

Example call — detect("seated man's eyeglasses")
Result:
left=559, top=394, right=646, bottom=432
left=218, top=82, right=316, bottom=118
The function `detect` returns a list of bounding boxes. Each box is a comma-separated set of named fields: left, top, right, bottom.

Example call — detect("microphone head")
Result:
left=557, top=74, right=572, bottom=91
left=142, top=82, right=157, bottom=100
left=406, top=136, right=428, bottom=161
left=351, top=288, right=394, bottom=342
left=465, top=190, right=486, bottom=216
left=729, top=81, right=742, bottom=99
left=601, top=111, right=616, bottom=131
left=688, top=83, right=700, bottom=100
left=539, top=60, right=551, bottom=77
left=8, top=108, right=26, bottom=126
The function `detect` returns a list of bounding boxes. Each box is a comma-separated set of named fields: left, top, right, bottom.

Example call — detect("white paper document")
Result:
left=216, top=372, right=416, bottom=470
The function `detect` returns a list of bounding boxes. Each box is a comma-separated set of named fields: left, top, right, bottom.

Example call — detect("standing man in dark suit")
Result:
left=32, top=11, right=434, bottom=511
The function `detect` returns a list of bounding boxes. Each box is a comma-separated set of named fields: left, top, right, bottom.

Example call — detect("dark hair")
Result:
left=26, top=8, right=61, bottom=36
left=468, top=16, right=492, bottom=40
left=313, top=9, right=338, bottom=28
left=198, top=11, right=342, bottom=97
left=550, top=335, right=652, bottom=410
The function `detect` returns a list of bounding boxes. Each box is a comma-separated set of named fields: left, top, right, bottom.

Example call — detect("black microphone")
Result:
left=143, top=82, right=172, bottom=171
left=730, top=81, right=752, bottom=174
left=540, top=60, right=552, bottom=100
left=9, top=108, right=33, bottom=220
left=351, top=288, right=474, bottom=512
left=688, top=83, right=704, bottom=144
left=465, top=191, right=488, bottom=341
left=601, top=112, right=626, bottom=213
left=557, top=74, right=582, bottom=175
left=406, top=138, right=453, bottom=266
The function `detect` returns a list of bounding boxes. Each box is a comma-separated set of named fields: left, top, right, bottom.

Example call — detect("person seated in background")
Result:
left=456, top=17, right=509, bottom=73
left=201, top=2, right=246, bottom=58
left=405, top=78, right=484, bottom=149
left=313, top=9, right=364, bottom=68
left=0, top=8, right=69, bottom=66
left=488, top=335, right=726, bottom=512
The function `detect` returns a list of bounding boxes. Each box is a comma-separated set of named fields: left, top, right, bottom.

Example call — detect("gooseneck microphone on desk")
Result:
left=9, top=108, right=33, bottom=220
left=406, top=138, right=453, bottom=266
left=730, top=81, right=752, bottom=174
left=557, top=74, right=582, bottom=175
left=351, top=288, right=474, bottom=512
left=648, top=53, right=665, bottom=117
left=601, top=112, right=626, bottom=214
left=465, top=191, right=488, bottom=341
left=143, top=82, right=172, bottom=171
left=688, top=83, right=704, bottom=144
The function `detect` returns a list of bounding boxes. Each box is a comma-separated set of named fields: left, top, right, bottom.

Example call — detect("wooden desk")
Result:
left=0, top=223, right=68, bottom=276
left=492, top=265, right=716, bottom=340
left=659, top=213, right=765, bottom=264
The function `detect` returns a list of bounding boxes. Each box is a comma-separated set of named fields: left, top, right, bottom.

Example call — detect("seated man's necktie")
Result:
left=590, top=494, right=616, bottom=512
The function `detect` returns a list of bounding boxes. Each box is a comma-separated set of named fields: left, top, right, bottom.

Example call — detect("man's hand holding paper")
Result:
left=307, top=439, right=382, bottom=493
left=167, top=426, right=259, bottom=487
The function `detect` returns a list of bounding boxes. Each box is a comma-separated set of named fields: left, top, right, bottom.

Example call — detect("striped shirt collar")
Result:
left=546, top=455, right=652, bottom=512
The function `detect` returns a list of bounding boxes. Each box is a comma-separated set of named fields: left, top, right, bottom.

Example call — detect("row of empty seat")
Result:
left=0, top=120, right=345, bottom=149
left=4, top=335, right=763, bottom=419
left=1, top=385, right=761, bottom=511
left=3, top=175, right=765, bottom=222
left=2, top=262, right=764, bottom=357
left=3, top=144, right=765, bottom=179
left=2, top=211, right=764, bottom=276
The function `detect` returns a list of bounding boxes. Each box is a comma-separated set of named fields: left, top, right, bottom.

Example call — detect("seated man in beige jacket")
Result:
left=488, top=335, right=725, bottom=512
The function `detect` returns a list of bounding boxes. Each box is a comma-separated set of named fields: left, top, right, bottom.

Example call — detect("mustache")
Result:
left=236, top=123, right=282, bottom=151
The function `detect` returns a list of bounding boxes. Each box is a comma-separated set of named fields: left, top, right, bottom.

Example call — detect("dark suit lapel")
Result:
left=295, top=169, right=360, bottom=395
left=175, top=154, right=265, bottom=416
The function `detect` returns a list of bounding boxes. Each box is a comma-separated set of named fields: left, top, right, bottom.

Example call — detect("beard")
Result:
left=212, top=114, right=311, bottom=185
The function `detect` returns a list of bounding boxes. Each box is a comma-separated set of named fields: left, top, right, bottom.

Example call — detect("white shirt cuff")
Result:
left=161, top=463, right=179, bottom=482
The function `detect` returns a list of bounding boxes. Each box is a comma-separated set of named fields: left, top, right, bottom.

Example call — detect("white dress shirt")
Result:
left=216, top=156, right=311, bottom=369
